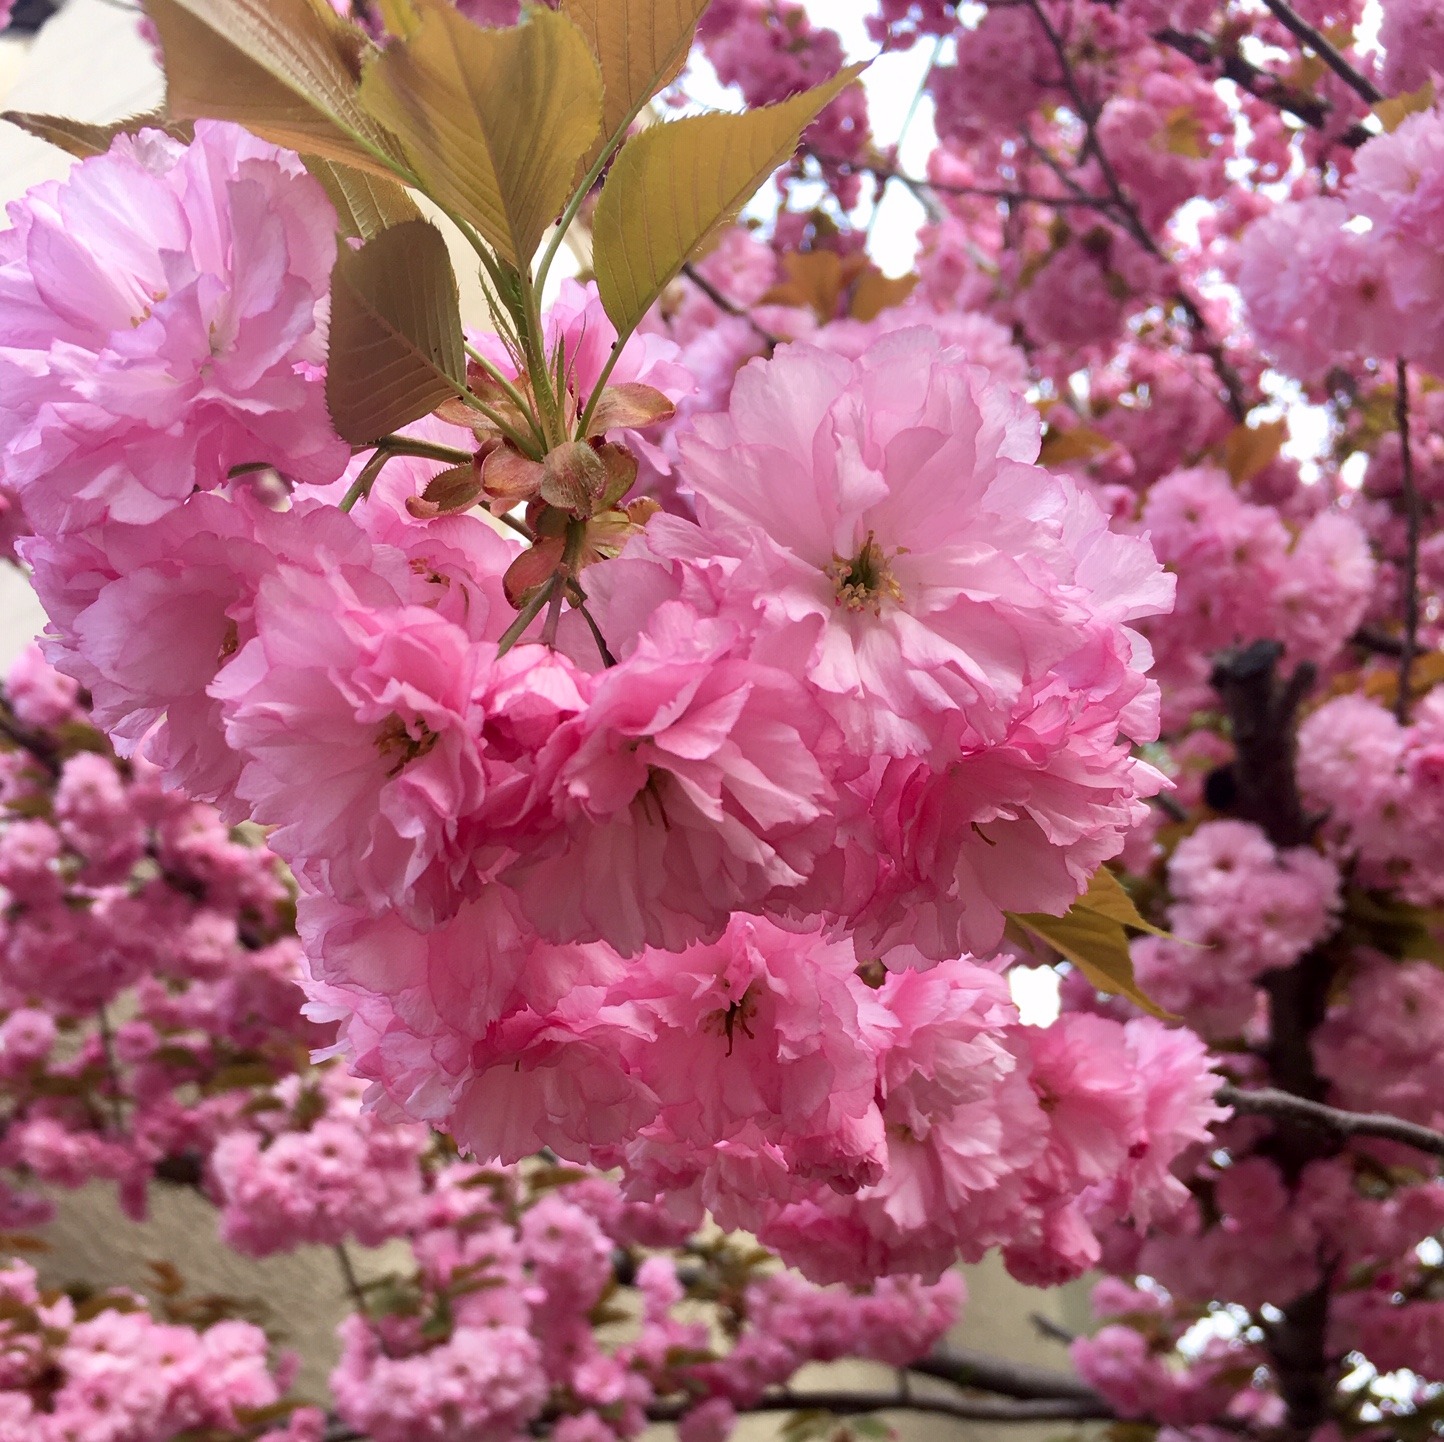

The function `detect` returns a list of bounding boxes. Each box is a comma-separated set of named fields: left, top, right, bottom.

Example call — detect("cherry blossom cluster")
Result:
left=0, top=82, right=1206, bottom=1297
left=1239, top=108, right=1444, bottom=381
left=0, top=652, right=967, bottom=1438
left=0, top=1257, right=322, bottom=1442
left=4, top=0, right=1444, bottom=1436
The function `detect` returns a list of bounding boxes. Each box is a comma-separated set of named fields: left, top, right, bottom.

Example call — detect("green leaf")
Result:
left=1077, top=865, right=1170, bottom=937
left=405, top=463, right=483, bottom=518
left=304, top=155, right=422, bottom=239
left=1, top=109, right=193, bottom=159
left=143, top=0, right=408, bottom=178
left=377, top=0, right=422, bottom=39
left=359, top=0, right=603, bottom=267
left=591, top=63, right=865, bottom=336
left=1011, top=869, right=1176, bottom=1019
left=1374, top=77, right=1435, bottom=133
left=559, top=0, right=709, bottom=164
left=1039, top=423, right=1114, bottom=467
left=326, top=219, right=467, bottom=444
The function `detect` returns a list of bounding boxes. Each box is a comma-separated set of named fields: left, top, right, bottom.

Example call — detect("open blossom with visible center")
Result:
left=0, top=122, right=347, bottom=535
left=665, top=330, right=1171, bottom=957
left=617, top=917, right=888, bottom=1221
left=681, top=330, right=1064, bottom=757
left=215, top=561, right=499, bottom=928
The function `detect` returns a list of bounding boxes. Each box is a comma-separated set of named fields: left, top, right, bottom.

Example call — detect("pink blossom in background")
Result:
left=1379, top=0, right=1444, bottom=94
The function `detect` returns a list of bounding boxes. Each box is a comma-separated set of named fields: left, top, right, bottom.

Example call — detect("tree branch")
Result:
left=1209, top=641, right=1315, bottom=850
left=1154, top=27, right=1371, bottom=147
left=909, top=1344, right=1102, bottom=1403
left=1220, top=1084, right=1444, bottom=1161
left=0, top=702, right=62, bottom=778
left=681, top=262, right=781, bottom=351
left=1259, top=0, right=1383, bottom=106
left=648, top=1391, right=1115, bottom=1425
left=1394, top=356, right=1422, bottom=724
left=1022, top=0, right=1249, bottom=421
left=830, top=158, right=1114, bottom=209
left=1352, top=624, right=1406, bottom=657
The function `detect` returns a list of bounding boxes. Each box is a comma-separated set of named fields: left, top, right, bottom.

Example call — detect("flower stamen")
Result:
left=826, top=532, right=903, bottom=614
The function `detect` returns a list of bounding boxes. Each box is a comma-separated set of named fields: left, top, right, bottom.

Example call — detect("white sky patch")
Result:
left=1009, top=965, right=1062, bottom=1026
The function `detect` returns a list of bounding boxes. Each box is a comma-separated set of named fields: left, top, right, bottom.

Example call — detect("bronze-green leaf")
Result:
left=2, top=109, right=192, bottom=159
left=304, top=155, right=422, bottom=239
left=377, top=0, right=422, bottom=40
left=1011, top=869, right=1176, bottom=1020
left=540, top=440, right=608, bottom=514
left=1076, top=865, right=1170, bottom=938
left=405, top=463, right=483, bottom=518
left=359, top=0, right=603, bottom=267
left=144, top=0, right=408, bottom=178
left=591, top=64, right=865, bottom=337
left=559, top=0, right=709, bottom=164
left=326, top=219, right=467, bottom=444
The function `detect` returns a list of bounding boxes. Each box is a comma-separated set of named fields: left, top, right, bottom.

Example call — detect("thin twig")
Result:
left=487, top=509, right=534, bottom=541
left=831, top=158, right=1113, bottom=208
left=1030, top=1312, right=1078, bottom=1346
left=339, top=449, right=392, bottom=514
left=574, top=598, right=619, bottom=668
left=540, top=576, right=566, bottom=649
left=334, top=1244, right=395, bottom=1361
left=1352, top=624, right=1406, bottom=657
left=375, top=436, right=475, bottom=466
left=496, top=581, right=556, bottom=656
left=680, top=262, right=782, bottom=350
left=95, top=1007, right=127, bottom=1133
left=864, top=31, right=947, bottom=241
left=1021, top=0, right=1249, bottom=420
left=1220, top=1084, right=1444, bottom=1161
left=1154, top=26, right=1372, bottom=148
left=1259, top=0, right=1383, bottom=105
left=1394, top=356, right=1422, bottom=724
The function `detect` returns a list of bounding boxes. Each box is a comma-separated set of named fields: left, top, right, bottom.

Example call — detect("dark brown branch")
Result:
left=95, top=1006, right=127, bottom=1133
left=1394, top=356, right=1422, bottom=724
left=830, top=157, right=1113, bottom=208
left=0, top=704, right=62, bottom=778
left=1030, top=1311, right=1077, bottom=1346
left=909, top=1345, right=1102, bottom=1404
left=334, top=1244, right=395, bottom=1360
left=1156, top=27, right=1330, bottom=128
left=1352, top=624, right=1406, bottom=657
left=1154, top=27, right=1371, bottom=147
left=1210, top=645, right=1343, bottom=1438
left=1220, top=1084, right=1444, bottom=1161
left=1259, top=0, right=1383, bottom=106
left=1209, top=641, right=1315, bottom=850
left=647, top=1391, right=1114, bottom=1425
left=680, top=262, right=781, bottom=351
left=1264, top=1272, right=1336, bottom=1441
left=1022, top=0, right=1249, bottom=421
